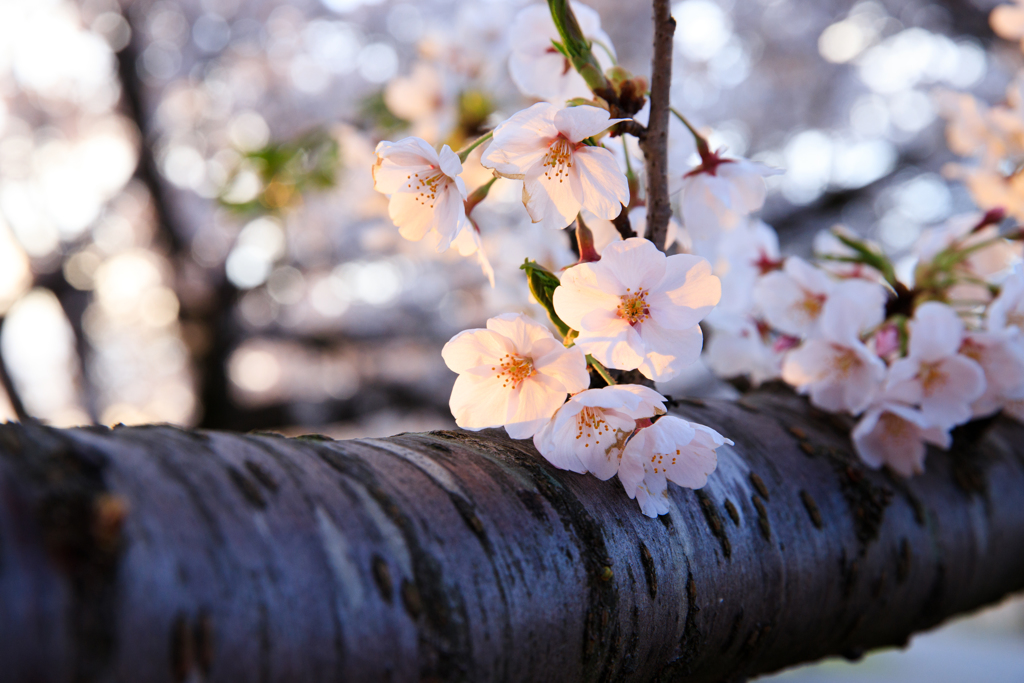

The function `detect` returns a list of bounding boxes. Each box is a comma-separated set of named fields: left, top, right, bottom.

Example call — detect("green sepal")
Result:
left=521, top=260, right=571, bottom=337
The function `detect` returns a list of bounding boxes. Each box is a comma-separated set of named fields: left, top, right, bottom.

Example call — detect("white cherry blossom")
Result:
left=852, top=402, right=951, bottom=477
left=553, top=237, right=721, bottom=382
left=702, top=218, right=780, bottom=321
left=480, top=103, right=629, bottom=229
left=442, top=313, right=589, bottom=439
left=507, top=3, right=616, bottom=102
left=959, top=331, right=1024, bottom=417
left=533, top=384, right=667, bottom=480
left=673, top=155, right=780, bottom=240
left=884, top=302, right=986, bottom=428
left=704, top=315, right=783, bottom=386
left=753, top=256, right=881, bottom=339
left=618, top=416, right=731, bottom=517
left=781, top=289, right=887, bottom=414
left=373, top=137, right=469, bottom=251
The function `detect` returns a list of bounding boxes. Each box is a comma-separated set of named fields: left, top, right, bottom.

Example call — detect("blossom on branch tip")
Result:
left=508, top=3, right=615, bottom=102
left=618, top=416, right=731, bottom=518
left=673, top=155, right=780, bottom=240
left=372, top=137, right=469, bottom=251
left=553, top=237, right=721, bottom=382
left=533, top=384, right=667, bottom=480
left=442, top=313, right=589, bottom=439
left=480, top=103, right=630, bottom=230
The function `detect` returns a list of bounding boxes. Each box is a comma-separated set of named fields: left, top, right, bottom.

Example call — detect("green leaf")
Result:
left=521, top=260, right=570, bottom=337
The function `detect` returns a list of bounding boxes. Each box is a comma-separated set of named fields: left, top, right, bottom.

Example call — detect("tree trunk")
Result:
left=0, top=386, right=1022, bottom=683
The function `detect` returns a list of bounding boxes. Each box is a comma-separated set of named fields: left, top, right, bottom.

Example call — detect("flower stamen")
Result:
left=496, top=353, right=536, bottom=390
left=543, top=137, right=577, bottom=184
left=617, top=287, right=651, bottom=325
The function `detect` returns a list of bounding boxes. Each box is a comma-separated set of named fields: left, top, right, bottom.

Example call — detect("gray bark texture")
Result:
left=0, top=386, right=1022, bottom=683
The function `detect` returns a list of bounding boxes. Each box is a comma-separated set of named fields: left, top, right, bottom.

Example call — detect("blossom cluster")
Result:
left=691, top=0, right=1024, bottom=476
left=368, top=1, right=764, bottom=516
left=703, top=212, right=1024, bottom=475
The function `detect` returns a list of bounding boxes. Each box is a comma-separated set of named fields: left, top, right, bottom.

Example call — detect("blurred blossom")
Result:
left=673, top=0, right=733, bottom=61
left=357, top=43, right=398, bottom=83
left=0, top=219, right=32, bottom=314
left=1, top=289, right=88, bottom=426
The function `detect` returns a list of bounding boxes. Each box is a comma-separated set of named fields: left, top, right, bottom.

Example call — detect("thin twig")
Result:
left=640, top=0, right=675, bottom=253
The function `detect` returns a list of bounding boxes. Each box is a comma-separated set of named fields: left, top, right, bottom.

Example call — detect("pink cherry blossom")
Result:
left=442, top=313, right=589, bottom=439
left=959, top=331, right=1024, bottom=417
left=618, top=416, right=731, bottom=517
left=480, top=103, right=630, bottom=229
left=884, top=302, right=986, bottom=428
left=852, top=402, right=951, bottom=476
left=553, top=237, right=721, bottom=382
left=781, top=286, right=887, bottom=414
left=532, top=384, right=667, bottom=480
left=372, top=136, right=469, bottom=251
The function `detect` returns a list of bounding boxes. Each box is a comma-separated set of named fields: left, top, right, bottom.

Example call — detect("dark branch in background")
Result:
left=640, top=0, right=675, bottom=253
left=0, top=386, right=1022, bottom=681
left=0, top=317, right=30, bottom=422
left=115, top=8, right=240, bottom=431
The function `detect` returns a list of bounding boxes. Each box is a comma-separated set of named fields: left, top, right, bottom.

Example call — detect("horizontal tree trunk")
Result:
left=0, top=386, right=1022, bottom=683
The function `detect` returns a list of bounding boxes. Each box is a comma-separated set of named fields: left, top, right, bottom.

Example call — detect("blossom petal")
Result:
left=534, top=344, right=590, bottom=394
left=442, top=328, right=514, bottom=374
left=648, top=254, right=720, bottom=329
left=486, top=313, right=557, bottom=354
left=437, top=144, right=464, bottom=179
left=553, top=264, right=621, bottom=330
left=505, top=372, right=569, bottom=439
left=450, top=373, right=510, bottom=431
left=598, top=237, right=666, bottom=293
left=554, top=105, right=627, bottom=143
left=908, top=302, right=963, bottom=361
left=480, top=102, right=558, bottom=176
left=523, top=158, right=583, bottom=228
left=636, top=321, right=703, bottom=382
left=573, top=146, right=629, bottom=220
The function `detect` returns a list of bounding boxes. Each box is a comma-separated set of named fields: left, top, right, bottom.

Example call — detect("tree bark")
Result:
left=0, top=386, right=1022, bottom=682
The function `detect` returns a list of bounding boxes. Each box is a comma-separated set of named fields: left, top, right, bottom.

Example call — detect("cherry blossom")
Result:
left=781, top=290, right=887, bottom=414
left=372, top=137, right=469, bottom=251
left=480, top=103, right=629, bottom=229
left=988, top=268, right=1024, bottom=335
left=507, top=3, right=616, bottom=102
left=618, top=416, right=731, bottom=517
left=884, top=302, right=986, bottom=428
left=959, top=331, right=1024, bottom=417
left=553, top=237, right=721, bottom=382
left=852, top=402, right=951, bottom=477
left=703, top=315, right=783, bottom=386
left=673, top=155, right=780, bottom=240
left=532, top=384, right=667, bottom=480
left=442, top=313, right=589, bottom=438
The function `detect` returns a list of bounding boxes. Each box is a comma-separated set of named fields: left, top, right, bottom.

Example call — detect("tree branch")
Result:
left=640, top=0, right=675, bottom=253
left=1, top=386, right=1022, bottom=681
